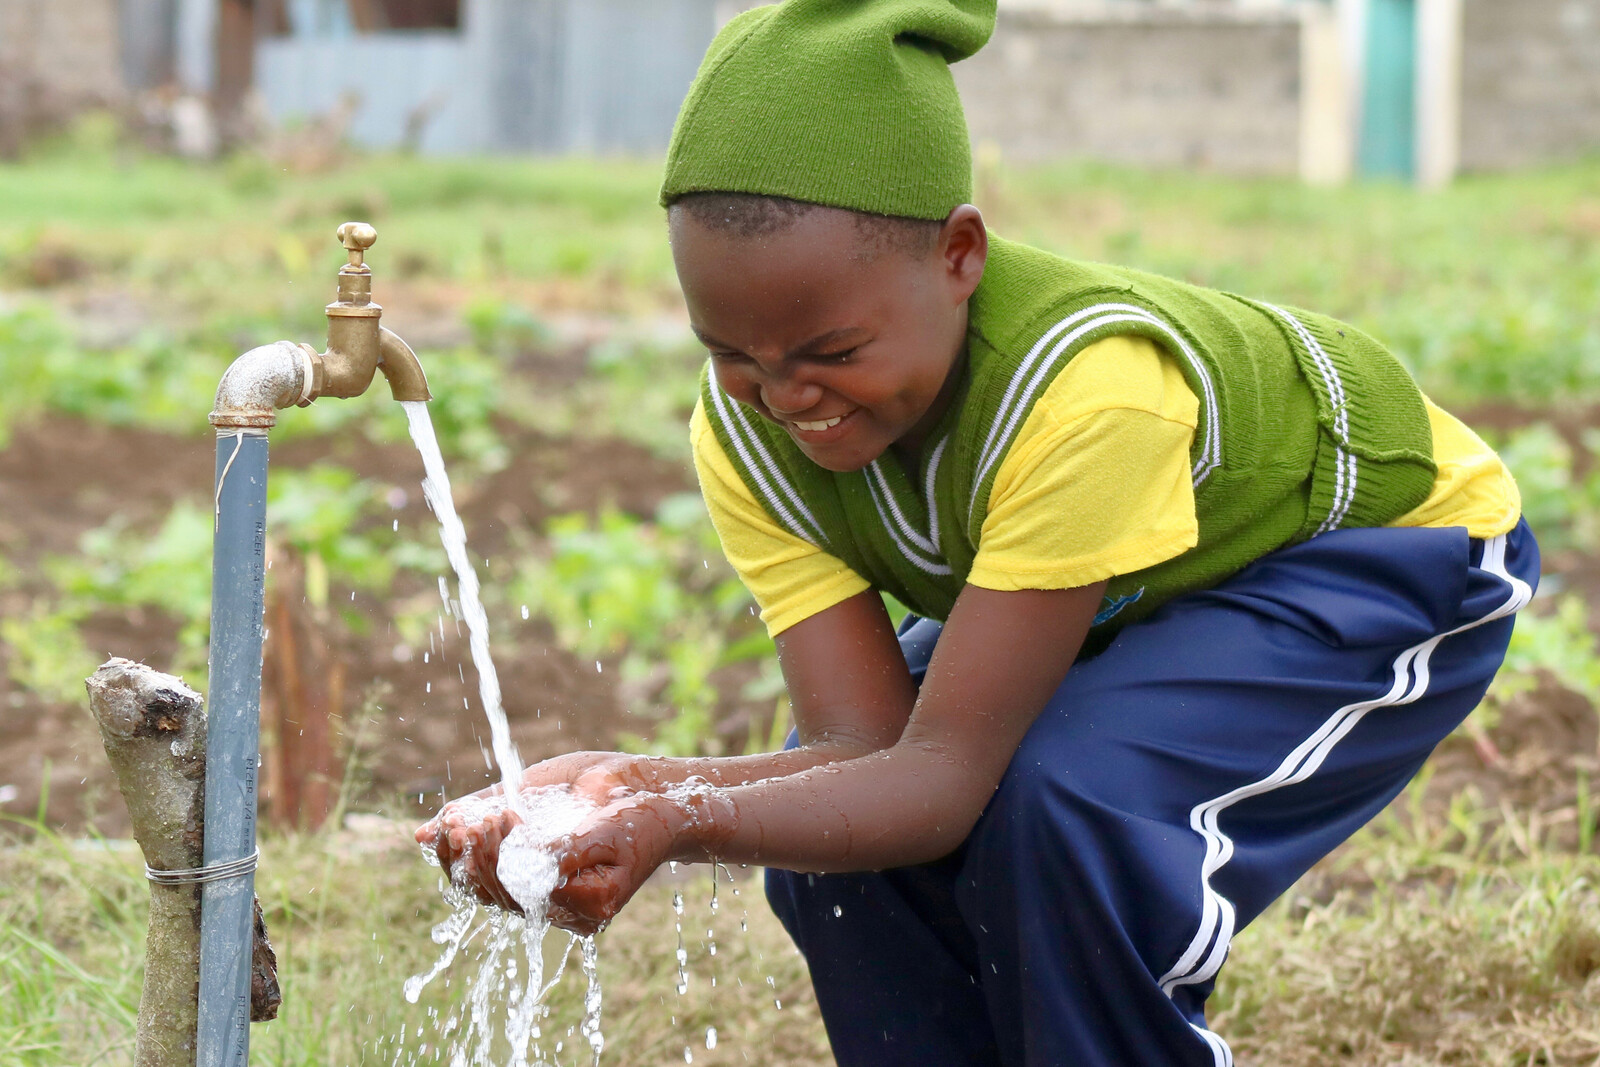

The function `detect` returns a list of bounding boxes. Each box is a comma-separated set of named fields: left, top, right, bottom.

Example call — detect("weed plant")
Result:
left=5, top=807, right=1599, bottom=1066
left=512, top=496, right=772, bottom=757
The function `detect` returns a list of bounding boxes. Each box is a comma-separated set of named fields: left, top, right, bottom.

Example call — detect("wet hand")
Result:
left=548, top=795, right=685, bottom=936
left=412, top=752, right=636, bottom=859
left=414, top=797, right=527, bottom=912
left=569, top=755, right=652, bottom=807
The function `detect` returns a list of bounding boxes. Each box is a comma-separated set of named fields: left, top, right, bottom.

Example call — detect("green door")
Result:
left=1358, top=0, right=1417, bottom=179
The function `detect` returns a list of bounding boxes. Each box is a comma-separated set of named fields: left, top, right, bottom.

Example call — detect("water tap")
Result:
left=298, top=221, right=431, bottom=404
left=211, top=222, right=431, bottom=430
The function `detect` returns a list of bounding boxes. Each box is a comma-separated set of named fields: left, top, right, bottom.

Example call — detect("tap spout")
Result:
left=377, top=327, right=431, bottom=402
left=210, top=341, right=317, bottom=430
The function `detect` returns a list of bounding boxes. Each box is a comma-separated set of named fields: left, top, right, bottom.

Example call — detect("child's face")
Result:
left=671, top=204, right=986, bottom=472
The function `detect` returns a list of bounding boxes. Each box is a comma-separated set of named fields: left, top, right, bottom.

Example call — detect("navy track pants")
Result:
left=766, top=520, right=1539, bottom=1067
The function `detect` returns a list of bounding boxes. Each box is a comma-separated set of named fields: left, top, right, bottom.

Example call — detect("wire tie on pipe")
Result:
left=145, top=848, right=260, bottom=886
left=214, top=430, right=245, bottom=532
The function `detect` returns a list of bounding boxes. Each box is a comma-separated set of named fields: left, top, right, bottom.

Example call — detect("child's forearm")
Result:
left=662, top=737, right=996, bottom=873
left=606, top=736, right=880, bottom=793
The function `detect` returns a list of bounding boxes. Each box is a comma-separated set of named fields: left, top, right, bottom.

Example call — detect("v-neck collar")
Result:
left=857, top=360, right=970, bottom=576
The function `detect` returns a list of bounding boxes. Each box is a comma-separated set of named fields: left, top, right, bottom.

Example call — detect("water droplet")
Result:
left=833, top=904, right=842, bottom=917
left=684, top=1046, right=693, bottom=1063
left=521, top=604, right=530, bottom=619
left=706, top=1026, right=718, bottom=1049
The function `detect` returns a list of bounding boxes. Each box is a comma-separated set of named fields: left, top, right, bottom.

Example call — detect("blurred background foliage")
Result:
left=0, top=117, right=1598, bottom=1067
left=0, top=123, right=1597, bottom=760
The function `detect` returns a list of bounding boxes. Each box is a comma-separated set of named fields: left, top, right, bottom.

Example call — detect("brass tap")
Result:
left=297, top=222, right=432, bottom=405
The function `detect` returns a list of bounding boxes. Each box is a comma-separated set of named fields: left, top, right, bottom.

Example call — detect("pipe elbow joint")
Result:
left=210, top=341, right=316, bottom=430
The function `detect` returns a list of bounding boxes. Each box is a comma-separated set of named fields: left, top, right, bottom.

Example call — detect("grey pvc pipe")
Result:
left=198, top=428, right=270, bottom=1067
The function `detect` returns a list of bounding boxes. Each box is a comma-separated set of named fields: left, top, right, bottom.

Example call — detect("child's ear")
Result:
left=939, top=204, right=988, bottom=303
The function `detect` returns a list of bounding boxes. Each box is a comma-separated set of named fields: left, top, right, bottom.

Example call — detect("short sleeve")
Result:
left=1389, top=397, right=1521, bottom=538
left=966, top=335, right=1201, bottom=591
left=691, top=400, right=870, bottom=635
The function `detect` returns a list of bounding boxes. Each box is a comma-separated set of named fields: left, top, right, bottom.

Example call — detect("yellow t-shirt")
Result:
left=692, top=336, right=1521, bottom=636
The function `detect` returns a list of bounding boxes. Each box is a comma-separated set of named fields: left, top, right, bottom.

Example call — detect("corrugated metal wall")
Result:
left=254, top=0, right=717, bottom=154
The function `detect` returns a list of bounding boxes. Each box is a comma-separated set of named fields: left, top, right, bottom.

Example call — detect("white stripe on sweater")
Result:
left=969, top=305, right=1223, bottom=520
left=708, top=369, right=828, bottom=547
left=1258, top=303, right=1356, bottom=535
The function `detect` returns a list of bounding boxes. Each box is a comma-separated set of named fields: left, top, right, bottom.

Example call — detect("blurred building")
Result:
left=965, top=0, right=1600, bottom=185
left=113, top=0, right=722, bottom=154
left=2, top=0, right=1597, bottom=182
left=0, top=0, right=126, bottom=155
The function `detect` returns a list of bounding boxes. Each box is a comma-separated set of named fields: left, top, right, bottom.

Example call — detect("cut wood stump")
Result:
left=86, top=658, right=281, bottom=1067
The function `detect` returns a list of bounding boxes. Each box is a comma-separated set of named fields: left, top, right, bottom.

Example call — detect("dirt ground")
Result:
left=0, top=350, right=1595, bottom=855
left=0, top=401, right=701, bottom=838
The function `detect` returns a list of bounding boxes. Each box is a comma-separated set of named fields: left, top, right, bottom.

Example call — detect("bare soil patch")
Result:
left=0, top=409, right=696, bottom=837
left=1, top=396, right=1594, bottom=866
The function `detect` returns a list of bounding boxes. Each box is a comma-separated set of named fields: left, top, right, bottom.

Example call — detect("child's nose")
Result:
left=761, top=377, right=824, bottom=416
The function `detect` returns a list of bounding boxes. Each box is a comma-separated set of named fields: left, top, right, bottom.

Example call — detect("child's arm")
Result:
left=541, top=579, right=1104, bottom=931
left=416, top=608, right=921, bottom=869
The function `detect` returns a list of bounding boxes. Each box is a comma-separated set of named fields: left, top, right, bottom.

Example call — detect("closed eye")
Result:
left=809, top=348, right=857, bottom=365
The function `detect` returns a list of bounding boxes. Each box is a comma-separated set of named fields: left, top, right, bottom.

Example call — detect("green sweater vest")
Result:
left=701, top=236, right=1437, bottom=647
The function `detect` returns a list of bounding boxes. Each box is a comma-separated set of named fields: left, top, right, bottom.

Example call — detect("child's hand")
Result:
left=415, top=794, right=526, bottom=911
left=547, top=794, right=684, bottom=935
left=568, top=755, right=651, bottom=807
left=412, top=752, right=640, bottom=859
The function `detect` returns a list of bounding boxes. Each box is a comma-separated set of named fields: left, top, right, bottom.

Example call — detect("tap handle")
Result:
left=336, top=222, right=377, bottom=272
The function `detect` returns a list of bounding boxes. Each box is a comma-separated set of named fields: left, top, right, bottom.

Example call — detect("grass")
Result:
left=4, top=807, right=1600, bottom=1067
left=0, top=823, right=825, bottom=1067
left=1219, top=857, right=1600, bottom=1064
left=3, top=120, right=1599, bottom=407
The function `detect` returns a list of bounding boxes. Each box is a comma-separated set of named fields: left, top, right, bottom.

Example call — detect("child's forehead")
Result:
left=674, top=227, right=918, bottom=350
left=670, top=198, right=859, bottom=252
left=673, top=210, right=877, bottom=286
left=670, top=203, right=939, bottom=286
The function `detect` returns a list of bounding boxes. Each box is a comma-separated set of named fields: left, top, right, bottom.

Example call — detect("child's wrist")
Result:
left=656, top=778, right=738, bottom=860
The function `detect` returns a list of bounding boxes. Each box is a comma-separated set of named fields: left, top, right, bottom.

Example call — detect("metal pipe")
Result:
left=197, top=424, right=270, bottom=1067
left=197, top=225, right=428, bottom=1063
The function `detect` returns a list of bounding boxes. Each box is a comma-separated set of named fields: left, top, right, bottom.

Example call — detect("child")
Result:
left=419, top=2, right=1537, bottom=1063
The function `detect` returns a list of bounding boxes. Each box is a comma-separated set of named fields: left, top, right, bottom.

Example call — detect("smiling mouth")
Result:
left=792, top=415, right=844, bottom=432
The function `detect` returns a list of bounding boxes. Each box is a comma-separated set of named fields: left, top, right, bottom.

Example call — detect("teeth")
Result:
left=794, top=416, right=843, bottom=432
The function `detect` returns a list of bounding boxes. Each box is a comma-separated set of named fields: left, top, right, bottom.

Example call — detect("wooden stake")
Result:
left=86, top=658, right=281, bottom=1067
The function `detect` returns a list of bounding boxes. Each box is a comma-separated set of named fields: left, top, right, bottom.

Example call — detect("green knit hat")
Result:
left=660, top=0, right=997, bottom=221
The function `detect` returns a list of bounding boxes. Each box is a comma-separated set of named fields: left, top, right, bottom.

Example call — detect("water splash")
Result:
left=400, top=403, right=606, bottom=1064
left=401, top=789, right=604, bottom=1065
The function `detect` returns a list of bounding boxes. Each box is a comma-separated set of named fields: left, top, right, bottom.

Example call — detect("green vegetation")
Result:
left=511, top=498, right=774, bottom=757
left=1, top=125, right=1598, bottom=1063
left=0, top=820, right=825, bottom=1067
left=5, top=795, right=1599, bottom=1066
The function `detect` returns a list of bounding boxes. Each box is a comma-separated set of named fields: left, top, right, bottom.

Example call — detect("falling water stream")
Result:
left=396, top=402, right=605, bottom=1065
